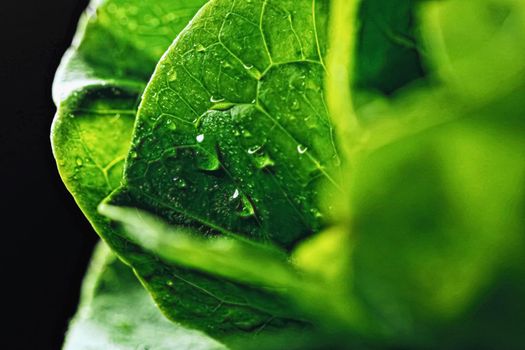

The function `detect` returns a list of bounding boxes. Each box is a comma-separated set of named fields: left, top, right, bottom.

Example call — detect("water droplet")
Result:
left=242, top=64, right=262, bottom=79
left=195, top=148, right=220, bottom=171
left=210, top=101, right=236, bottom=111
left=195, top=44, right=206, bottom=52
left=210, top=96, right=225, bottom=103
left=139, top=183, right=152, bottom=192
left=196, top=134, right=205, bottom=143
left=310, top=208, right=324, bottom=219
left=173, top=177, right=187, bottom=189
left=75, top=157, right=83, bottom=166
left=164, top=119, right=177, bottom=131
left=304, top=116, right=317, bottom=129
left=232, top=189, right=240, bottom=199
left=130, top=151, right=138, bottom=159
left=247, top=145, right=262, bottom=155
left=297, top=144, right=308, bottom=154
left=167, top=67, right=177, bottom=82
left=254, top=154, right=275, bottom=169
left=239, top=196, right=256, bottom=218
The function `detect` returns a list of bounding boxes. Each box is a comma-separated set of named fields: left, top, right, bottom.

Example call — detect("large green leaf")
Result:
left=63, top=243, right=225, bottom=350
left=102, top=0, right=337, bottom=337
left=99, top=205, right=303, bottom=290
left=52, top=0, right=208, bottom=241
left=99, top=205, right=377, bottom=349
left=108, top=0, right=339, bottom=247
left=53, top=0, right=313, bottom=342
left=51, top=0, right=209, bottom=251
left=51, top=0, right=209, bottom=347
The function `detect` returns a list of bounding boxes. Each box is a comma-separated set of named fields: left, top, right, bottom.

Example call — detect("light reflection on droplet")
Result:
left=232, top=189, right=240, bottom=199
left=297, top=144, right=308, bottom=154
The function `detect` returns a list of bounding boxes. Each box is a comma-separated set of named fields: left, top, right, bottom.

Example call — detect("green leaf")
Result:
left=316, top=0, right=525, bottom=346
left=51, top=0, right=210, bottom=254
left=102, top=0, right=341, bottom=337
left=349, top=91, right=525, bottom=346
left=50, top=0, right=210, bottom=347
left=63, top=242, right=225, bottom=350
left=52, top=0, right=209, bottom=246
left=420, top=0, right=525, bottom=101
left=109, top=0, right=340, bottom=246
left=99, top=204, right=302, bottom=289
left=99, top=204, right=375, bottom=344
left=355, top=0, right=424, bottom=95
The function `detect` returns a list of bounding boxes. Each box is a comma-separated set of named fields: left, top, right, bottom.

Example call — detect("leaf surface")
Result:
left=63, top=243, right=225, bottom=350
left=52, top=0, right=209, bottom=250
left=355, top=0, right=424, bottom=95
left=51, top=0, right=209, bottom=347
left=103, top=0, right=339, bottom=337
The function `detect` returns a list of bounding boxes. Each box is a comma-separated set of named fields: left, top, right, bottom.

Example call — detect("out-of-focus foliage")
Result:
left=63, top=242, right=225, bottom=350
left=52, top=0, right=525, bottom=349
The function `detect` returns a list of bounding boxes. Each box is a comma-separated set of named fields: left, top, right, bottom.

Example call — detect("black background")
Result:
left=1, top=1, right=97, bottom=349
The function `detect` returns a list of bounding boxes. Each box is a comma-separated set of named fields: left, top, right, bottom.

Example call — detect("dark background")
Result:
left=1, top=1, right=97, bottom=349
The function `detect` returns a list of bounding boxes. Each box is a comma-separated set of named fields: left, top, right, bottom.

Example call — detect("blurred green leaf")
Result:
left=99, top=204, right=302, bottom=290
left=355, top=0, right=424, bottom=95
left=63, top=243, right=225, bottom=350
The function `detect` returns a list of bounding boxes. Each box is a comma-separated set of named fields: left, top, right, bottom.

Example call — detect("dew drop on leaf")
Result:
left=173, top=177, right=187, bottom=189
left=297, top=144, right=308, bottom=154
left=254, top=153, right=275, bottom=169
left=239, top=195, right=256, bottom=218
left=304, top=116, right=317, bottom=129
left=167, top=67, right=177, bottom=82
left=195, top=43, right=206, bottom=52
left=247, top=145, right=262, bottom=155
left=210, top=96, right=225, bottom=103
left=310, top=208, right=323, bottom=219
left=195, top=148, right=220, bottom=172
left=232, top=189, right=240, bottom=199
